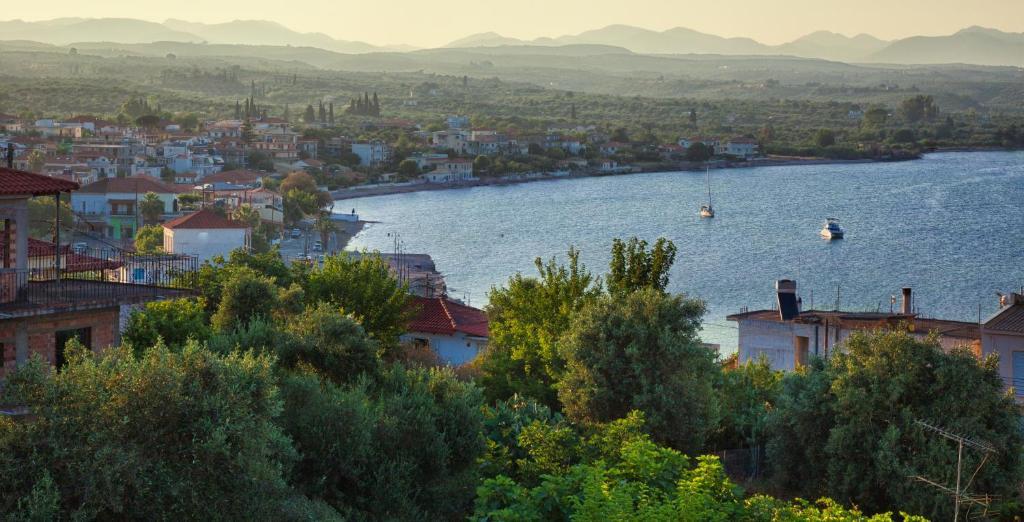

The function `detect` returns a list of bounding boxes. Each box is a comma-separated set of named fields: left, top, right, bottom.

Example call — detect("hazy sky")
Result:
left=10, top=0, right=1024, bottom=48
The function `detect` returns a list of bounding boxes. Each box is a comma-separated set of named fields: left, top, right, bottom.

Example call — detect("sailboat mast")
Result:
left=706, top=168, right=712, bottom=206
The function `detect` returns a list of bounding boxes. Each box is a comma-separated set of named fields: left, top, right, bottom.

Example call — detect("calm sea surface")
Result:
left=344, top=151, right=1024, bottom=352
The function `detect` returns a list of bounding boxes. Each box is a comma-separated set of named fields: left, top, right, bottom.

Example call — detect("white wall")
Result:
left=736, top=319, right=839, bottom=371
left=400, top=332, right=487, bottom=366
left=164, top=227, right=248, bottom=263
left=982, top=331, right=1024, bottom=400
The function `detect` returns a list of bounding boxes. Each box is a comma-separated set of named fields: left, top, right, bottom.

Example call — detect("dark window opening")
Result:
left=55, top=327, right=91, bottom=368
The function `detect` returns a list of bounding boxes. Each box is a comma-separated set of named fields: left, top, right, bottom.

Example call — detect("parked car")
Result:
left=290, top=228, right=302, bottom=238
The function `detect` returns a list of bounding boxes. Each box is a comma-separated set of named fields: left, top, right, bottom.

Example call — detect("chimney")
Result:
left=776, top=279, right=799, bottom=320
left=901, top=287, right=912, bottom=315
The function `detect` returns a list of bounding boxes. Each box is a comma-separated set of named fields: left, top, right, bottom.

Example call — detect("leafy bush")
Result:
left=766, top=330, right=1024, bottom=519
left=278, top=365, right=486, bottom=520
left=123, top=297, right=210, bottom=350
left=558, top=289, right=719, bottom=454
left=0, top=343, right=297, bottom=520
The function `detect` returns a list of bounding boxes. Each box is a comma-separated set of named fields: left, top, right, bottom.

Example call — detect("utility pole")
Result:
left=911, top=419, right=996, bottom=521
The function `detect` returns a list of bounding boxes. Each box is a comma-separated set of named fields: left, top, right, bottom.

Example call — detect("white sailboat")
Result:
left=699, top=168, right=715, bottom=218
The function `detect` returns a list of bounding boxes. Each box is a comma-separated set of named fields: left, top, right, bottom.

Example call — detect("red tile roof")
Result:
left=0, top=167, right=79, bottom=196
left=201, top=169, right=262, bottom=185
left=77, top=176, right=180, bottom=194
left=162, top=208, right=250, bottom=230
left=407, top=296, right=489, bottom=338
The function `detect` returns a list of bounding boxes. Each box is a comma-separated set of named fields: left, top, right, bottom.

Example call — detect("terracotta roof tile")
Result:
left=407, top=296, right=488, bottom=338
left=77, top=176, right=179, bottom=194
left=162, top=208, right=250, bottom=230
left=0, top=167, right=79, bottom=195
left=201, top=169, right=263, bottom=185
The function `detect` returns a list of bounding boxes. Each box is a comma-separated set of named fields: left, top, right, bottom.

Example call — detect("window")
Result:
left=55, top=327, right=91, bottom=369
left=1013, top=352, right=1024, bottom=397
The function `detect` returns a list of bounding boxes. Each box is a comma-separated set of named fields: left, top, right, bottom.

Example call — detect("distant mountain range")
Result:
left=0, top=17, right=412, bottom=53
left=0, top=18, right=1022, bottom=66
left=446, top=24, right=1024, bottom=66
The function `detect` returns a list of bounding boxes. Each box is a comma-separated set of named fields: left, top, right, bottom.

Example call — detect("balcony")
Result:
left=0, top=245, right=198, bottom=318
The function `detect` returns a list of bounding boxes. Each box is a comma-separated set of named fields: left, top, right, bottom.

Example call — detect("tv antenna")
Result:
left=911, top=420, right=997, bottom=521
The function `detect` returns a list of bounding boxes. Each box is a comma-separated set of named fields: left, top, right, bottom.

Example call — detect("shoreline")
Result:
left=330, top=154, right=919, bottom=201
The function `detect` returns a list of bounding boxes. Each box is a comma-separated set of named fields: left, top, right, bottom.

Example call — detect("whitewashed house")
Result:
left=402, top=296, right=489, bottom=365
left=420, top=159, right=474, bottom=183
left=162, top=209, right=250, bottom=263
left=723, top=138, right=759, bottom=158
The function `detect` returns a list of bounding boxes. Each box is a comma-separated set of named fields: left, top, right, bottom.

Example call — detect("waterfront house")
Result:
left=599, top=142, right=628, bottom=156
left=162, top=209, right=251, bottom=263
left=679, top=137, right=722, bottom=155
left=727, top=280, right=980, bottom=371
left=403, top=296, right=488, bottom=365
left=981, top=292, right=1024, bottom=401
left=1, top=166, right=194, bottom=379
left=420, top=159, right=475, bottom=183
left=723, top=138, right=759, bottom=159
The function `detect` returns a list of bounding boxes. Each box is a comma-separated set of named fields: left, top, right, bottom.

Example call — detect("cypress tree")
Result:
left=328, top=103, right=334, bottom=124
left=372, top=92, right=380, bottom=116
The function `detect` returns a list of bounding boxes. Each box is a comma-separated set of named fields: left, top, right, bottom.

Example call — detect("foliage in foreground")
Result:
left=766, top=330, right=1024, bottom=520
left=0, top=343, right=298, bottom=521
left=473, top=411, right=925, bottom=522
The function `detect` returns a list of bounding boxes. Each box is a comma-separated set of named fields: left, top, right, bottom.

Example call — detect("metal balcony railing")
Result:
left=0, top=245, right=198, bottom=312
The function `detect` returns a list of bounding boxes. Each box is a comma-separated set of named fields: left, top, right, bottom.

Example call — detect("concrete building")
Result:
left=403, top=296, right=488, bottom=365
left=728, top=281, right=980, bottom=371
left=162, top=209, right=251, bottom=263
left=981, top=292, right=1024, bottom=400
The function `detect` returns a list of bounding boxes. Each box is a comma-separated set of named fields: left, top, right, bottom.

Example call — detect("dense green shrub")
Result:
left=0, top=343, right=297, bottom=520
left=123, top=297, right=211, bottom=350
left=558, top=288, right=718, bottom=454
left=766, top=330, right=1024, bottom=519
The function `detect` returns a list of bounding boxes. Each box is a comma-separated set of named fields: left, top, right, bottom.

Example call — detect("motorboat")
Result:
left=820, top=218, right=844, bottom=240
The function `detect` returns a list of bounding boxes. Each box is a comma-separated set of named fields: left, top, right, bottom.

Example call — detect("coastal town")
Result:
left=2, top=113, right=1023, bottom=397
left=2, top=7, right=1024, bottom=520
